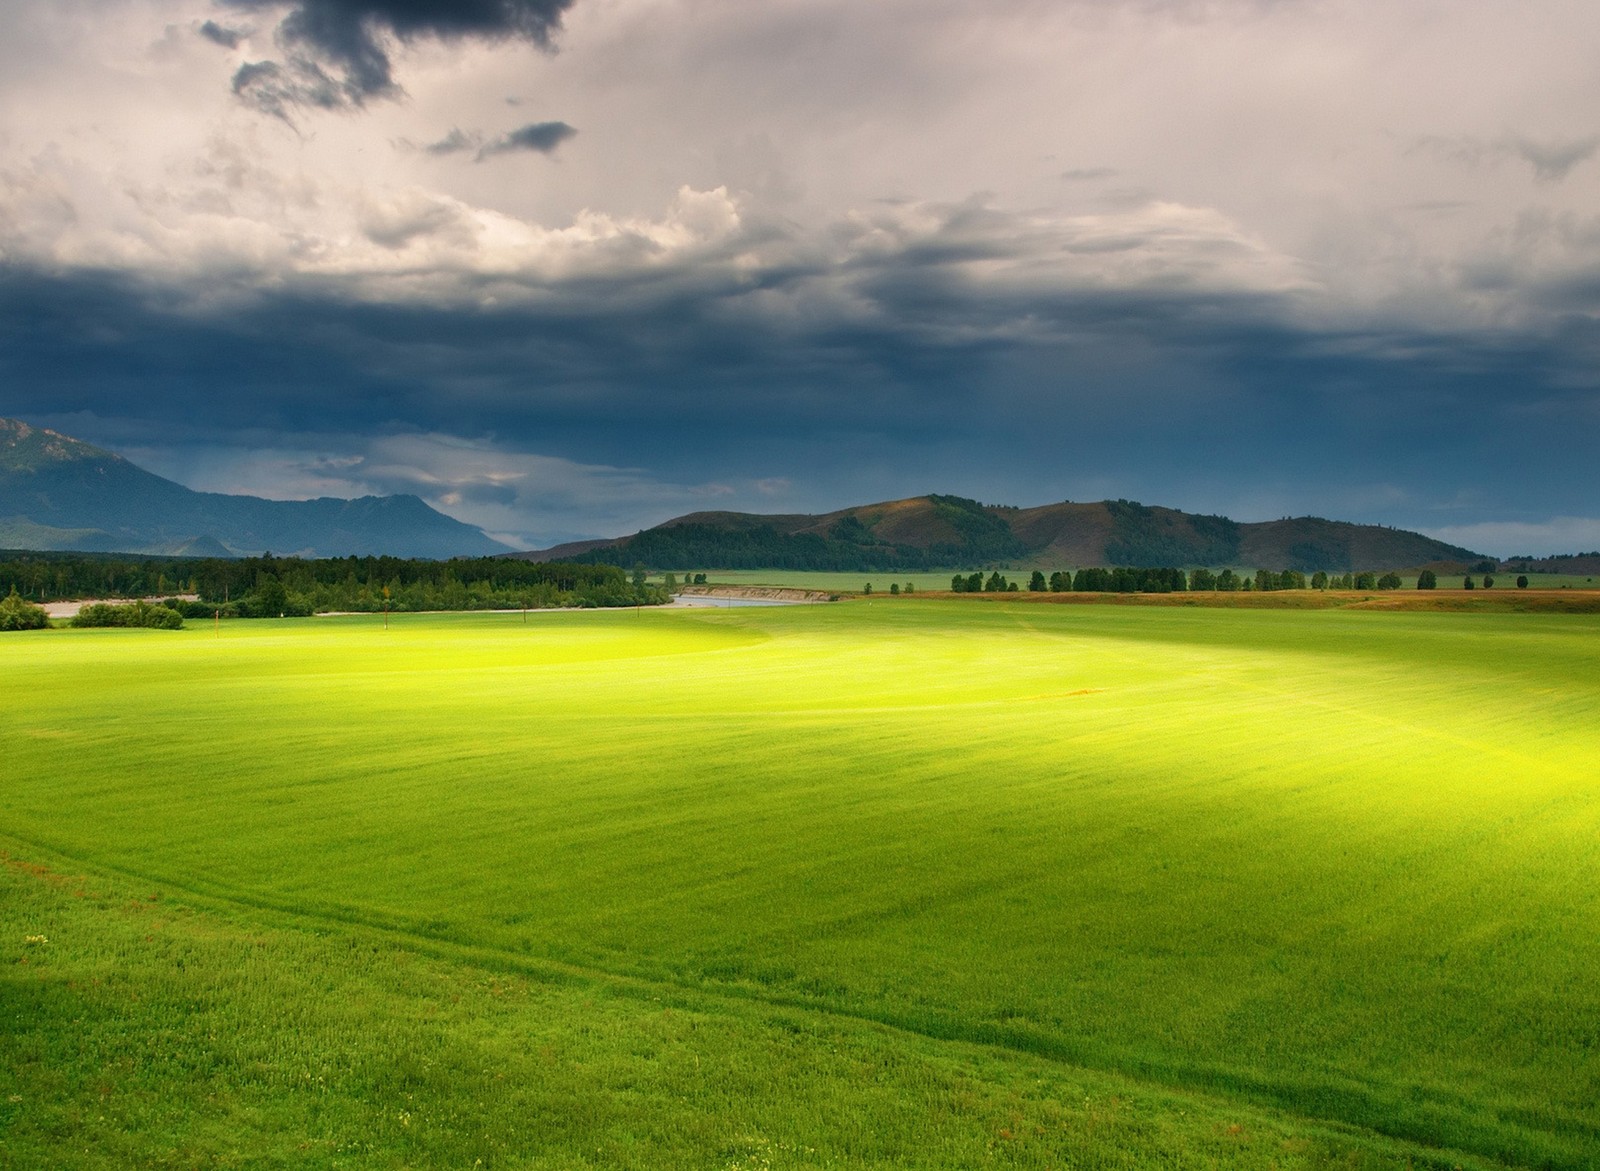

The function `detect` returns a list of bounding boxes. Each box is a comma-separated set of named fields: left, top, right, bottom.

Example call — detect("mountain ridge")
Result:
left=510, top=494, right=1486, bottom=573
left=0, top=418, right=509, bottom=559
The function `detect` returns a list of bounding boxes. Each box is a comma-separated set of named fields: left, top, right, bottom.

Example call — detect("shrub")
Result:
left=166, top=598, right=240, bottom=619
left=71, top=601, right=184, bottom=630
left=0, top=588, right=49, bottom=631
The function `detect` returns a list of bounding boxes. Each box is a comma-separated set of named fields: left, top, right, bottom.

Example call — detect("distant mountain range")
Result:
left=0, top=418, right=508, bottom=559
left=513, top=494, right=1486, bottom=573
left=1, top=417, right=1492, bottom=569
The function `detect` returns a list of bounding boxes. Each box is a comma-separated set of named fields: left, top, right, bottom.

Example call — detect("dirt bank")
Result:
left=677, top=585, right=832, bottom=603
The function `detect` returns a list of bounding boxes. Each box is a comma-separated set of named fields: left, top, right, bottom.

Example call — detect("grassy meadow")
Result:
left=4, top=600, right=1600, bottom=1168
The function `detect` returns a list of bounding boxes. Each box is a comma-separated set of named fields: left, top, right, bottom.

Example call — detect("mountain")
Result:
left=0, top=418, right=509, bottom=559
left=510, top=494, right=1483, bottom=573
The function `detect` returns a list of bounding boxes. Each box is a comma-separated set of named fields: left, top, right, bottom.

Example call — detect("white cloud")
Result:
left=1422, top=517, right=1600, bottom=559
left=2, top=0, right=1598, bottom=334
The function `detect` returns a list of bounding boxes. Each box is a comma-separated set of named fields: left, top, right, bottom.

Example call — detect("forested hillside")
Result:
left=515, top=495, right=1483, bottom=572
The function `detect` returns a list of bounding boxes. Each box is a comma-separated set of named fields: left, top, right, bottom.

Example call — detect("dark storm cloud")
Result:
left=231, top=57, right=347, bottom=120
left=198, top=20, right=246, bottom=49
left=422, top=128, right=478, bottom=155
left=476, top=121, right=576, bottom=159
left=4, top=235, right=1597, bottom=542
left=1412, top=132, right=1600, bottom=183
left=1511, top=135, right=1600, bottom=183
left=221, top=0, right=576, bottom=115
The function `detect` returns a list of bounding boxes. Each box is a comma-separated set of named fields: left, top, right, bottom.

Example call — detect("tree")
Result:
left=889, top=582, right=900, bottom=595
left=904, top=582, right=915, bottom=594
left=1029, top=570, right=1047, bottom=592
left=1463, top=575, right=1474, bottom=589
left=1483, top=576, right=1494, bottom=589
left=1311, top=571, right=1329, bottom=590
left=1517, top=575, right=1529, bottom=588
left=950, top=574, right=967, bottom=592
left=0, top=587, right=48, bottom=631
left=1354, top=572, right=1377, bottom=590
left=863, top=582, right=873, bottom=595
left=1049, top=571, right=1070, bottom=592
left=632, top=565, right=648, bottom=589
left=252, top=573, right=289, bottom=617
left=966, top=572, right=984, bottom=592
left=1417, top=569, right=1437, bottom=589
left=985, top=571, right=1007, bottom=592
left=1377, top=572, right=1402, bottom=590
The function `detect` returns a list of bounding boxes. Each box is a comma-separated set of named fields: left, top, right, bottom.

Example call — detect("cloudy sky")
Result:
left=2, top=0, right=1598, bottom=553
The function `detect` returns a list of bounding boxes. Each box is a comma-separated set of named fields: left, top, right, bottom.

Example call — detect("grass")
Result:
left=4, top=601, right=1599, bottom=1167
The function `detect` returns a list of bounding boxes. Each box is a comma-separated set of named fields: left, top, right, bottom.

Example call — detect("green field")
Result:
left=4, top=601, right=1599, bottom=1168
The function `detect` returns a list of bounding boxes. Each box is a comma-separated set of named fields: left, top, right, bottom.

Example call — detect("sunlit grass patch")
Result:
left=3, top=603, right=1598, bottom=1167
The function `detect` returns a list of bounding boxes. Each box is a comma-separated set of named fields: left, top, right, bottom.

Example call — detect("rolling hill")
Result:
left=513, top=494, right=1484, bottom=573
left=0, top=418, right=509, bottom=559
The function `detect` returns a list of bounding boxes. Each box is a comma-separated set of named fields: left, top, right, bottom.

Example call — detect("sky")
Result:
left=2, top=0, right=1598, bottom=555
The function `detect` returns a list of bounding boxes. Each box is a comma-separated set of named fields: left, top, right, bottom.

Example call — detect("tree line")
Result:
left=947, top=567, right=1462, bottom=594
left=0, top=551, right=665, bottom=614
